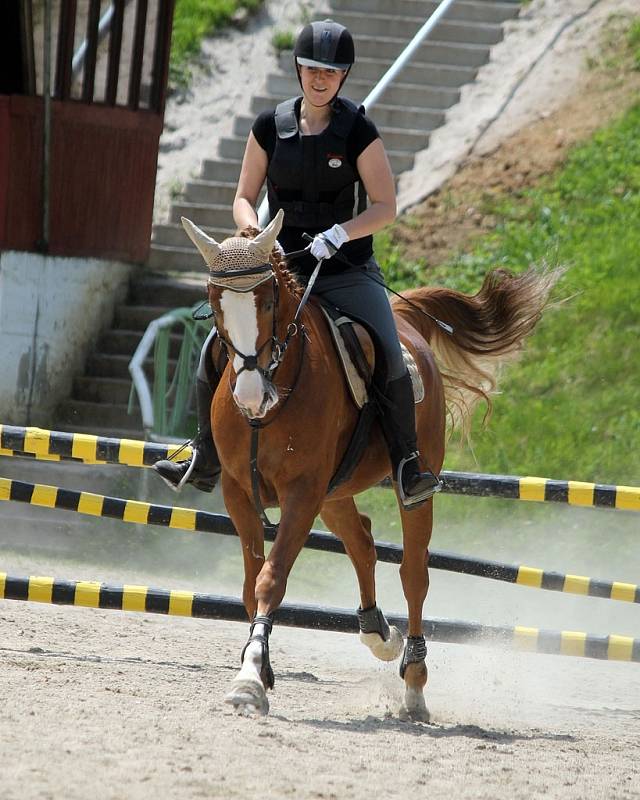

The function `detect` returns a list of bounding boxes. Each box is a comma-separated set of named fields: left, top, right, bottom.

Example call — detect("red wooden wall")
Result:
left=0, top=96, right=162, bottom=262
left=0, top=0, right=174, bottom=264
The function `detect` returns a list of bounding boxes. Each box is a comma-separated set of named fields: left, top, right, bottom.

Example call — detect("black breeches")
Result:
left=308, top=257, right=406, bottom=384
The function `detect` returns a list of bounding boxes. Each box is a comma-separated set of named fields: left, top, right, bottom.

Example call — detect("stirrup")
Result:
left=153, top=447, right=220, bottom=493
left=397, top=453, right=442, bottom=509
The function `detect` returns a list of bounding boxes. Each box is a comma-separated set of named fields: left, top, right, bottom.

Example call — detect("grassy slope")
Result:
left=377, top=102, right=640, bottom=487
left=170, top=0, right=262, bottom=86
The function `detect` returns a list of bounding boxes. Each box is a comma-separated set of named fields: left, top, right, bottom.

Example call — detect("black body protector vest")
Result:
left=267, top=96, right=368, bottom=230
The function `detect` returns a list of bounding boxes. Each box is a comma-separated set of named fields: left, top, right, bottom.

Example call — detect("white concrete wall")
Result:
left=0, top=251, right=132, bottom=426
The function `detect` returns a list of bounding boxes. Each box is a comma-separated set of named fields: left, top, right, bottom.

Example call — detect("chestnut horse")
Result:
left=181, top=209, right=557, bottom=719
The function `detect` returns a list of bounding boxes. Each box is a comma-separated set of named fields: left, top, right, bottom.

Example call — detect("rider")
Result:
left=154, top=19, right=441, bottom=507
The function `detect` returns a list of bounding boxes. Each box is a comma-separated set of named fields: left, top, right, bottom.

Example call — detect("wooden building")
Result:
left=0, top=0, right=175, bottom=263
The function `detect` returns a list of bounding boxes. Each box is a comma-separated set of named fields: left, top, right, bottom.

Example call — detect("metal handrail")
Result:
left=129, top=309, right=180, bottom=437
left=128, top=306, right=211, bottom=441
left=71, top=1, right=132, bottom=80
left=258, top=0, right=457, bottom=224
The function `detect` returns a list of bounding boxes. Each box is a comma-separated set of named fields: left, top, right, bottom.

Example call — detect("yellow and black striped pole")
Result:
left=0, top=424, right=189, bottom=466
left=1, top=474, right=638, bottom=605
left=2, top=424, right=638, bottom=511
left=0, top=570, right=638, bottom=663
left=441, top=471, right=640, bottom=512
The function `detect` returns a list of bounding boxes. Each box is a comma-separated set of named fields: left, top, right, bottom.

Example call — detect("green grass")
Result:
left=629, top=18, right=640, bottom=69
left=378, top=103, right=640, bottom=491
left=170, top=0, right=262, bottom=87
left=271, top=29, right=296, bottom=54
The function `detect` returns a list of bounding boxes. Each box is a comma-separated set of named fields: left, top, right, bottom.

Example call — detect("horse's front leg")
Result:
left=398, top=499, right=433, bottom=723
left=226, top=479, right=321, bottom=716
left=320, top=497, right=403, bottom=662
left=221, top=475, right=272, bottom=715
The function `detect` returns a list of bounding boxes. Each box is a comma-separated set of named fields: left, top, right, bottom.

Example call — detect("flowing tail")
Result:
left=392, top=268, right=562, bottom=436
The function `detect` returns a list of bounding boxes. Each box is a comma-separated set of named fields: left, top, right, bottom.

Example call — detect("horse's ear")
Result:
left=249, top=209, right=284, bottom=258
left=181, top=217, right=222, bottom=267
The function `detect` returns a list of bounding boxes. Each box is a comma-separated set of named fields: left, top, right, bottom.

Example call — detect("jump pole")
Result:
left=1, top=475, right=638, bottom=604
left=1, top=424, right=639, bottom=511
left=1, top=570, right=638, bottom=664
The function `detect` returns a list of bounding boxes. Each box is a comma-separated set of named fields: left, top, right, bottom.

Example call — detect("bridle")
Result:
left=208, top=263, right=302, bottom=385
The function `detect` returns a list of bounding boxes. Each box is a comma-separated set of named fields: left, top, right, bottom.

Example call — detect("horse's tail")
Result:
left=392, top=267, right=562, bottom=437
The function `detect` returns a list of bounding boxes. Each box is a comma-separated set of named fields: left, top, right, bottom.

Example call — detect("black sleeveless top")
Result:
left=252, top=96, right=379, bottom=277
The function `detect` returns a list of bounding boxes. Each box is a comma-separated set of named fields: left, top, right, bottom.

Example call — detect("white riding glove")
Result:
left=309, top=224, right=350, bottom=261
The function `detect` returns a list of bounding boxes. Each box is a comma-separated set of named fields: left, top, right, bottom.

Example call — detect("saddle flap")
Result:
left=320, top=305, right=372, bottom=409
left=319, top=305, right=425, bottom=408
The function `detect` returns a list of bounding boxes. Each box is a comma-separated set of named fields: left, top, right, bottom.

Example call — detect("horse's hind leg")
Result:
left=397, top=499, right=433, bottom=722
left=320, top=497, right=403, bottom=662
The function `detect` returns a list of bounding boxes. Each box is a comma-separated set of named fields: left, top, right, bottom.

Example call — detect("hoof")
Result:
left=360, top=625, right=404, bottom=662
left=224, top=679, right=269, bottom=716
left=400, top=688, right=430, bottom=723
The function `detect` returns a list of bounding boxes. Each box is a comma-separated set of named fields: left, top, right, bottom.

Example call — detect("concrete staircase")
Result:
left=149, top=0, right=520, bottom=272
left=55, top=276, right=207, bottom=438
left=55, top=0, right=520, bottom=438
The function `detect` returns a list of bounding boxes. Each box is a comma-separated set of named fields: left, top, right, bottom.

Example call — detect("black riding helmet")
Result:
left=293, top=20, right=355, bottom=103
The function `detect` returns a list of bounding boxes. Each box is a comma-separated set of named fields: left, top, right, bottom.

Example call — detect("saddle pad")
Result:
left=320, top=307, right=425, bottom=408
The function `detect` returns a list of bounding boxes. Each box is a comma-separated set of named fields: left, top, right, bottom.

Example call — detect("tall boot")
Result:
left=378, top=372, right=442, bottom=509
left=153, top=377, right=221, bottom=493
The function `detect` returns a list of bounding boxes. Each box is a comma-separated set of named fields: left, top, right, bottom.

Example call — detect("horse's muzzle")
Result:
left=235, top=386, right=278, bottom=420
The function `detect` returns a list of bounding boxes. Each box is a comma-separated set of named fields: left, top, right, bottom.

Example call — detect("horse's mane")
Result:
left=238, top=226, right=303, bottom=299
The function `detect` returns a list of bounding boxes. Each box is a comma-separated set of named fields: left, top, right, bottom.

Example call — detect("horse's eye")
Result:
left=263, top=301, right=274, bottom=313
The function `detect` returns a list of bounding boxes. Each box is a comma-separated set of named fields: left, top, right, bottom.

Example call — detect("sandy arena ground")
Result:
left=2, top=0, right=639, bottom=797
left=0, top=594, right=638, bottom=799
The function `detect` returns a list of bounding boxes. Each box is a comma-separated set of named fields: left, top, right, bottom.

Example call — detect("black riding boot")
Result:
left=153, top=377, right=221, bottom=493
left=379, top=372, right=442, bottom=509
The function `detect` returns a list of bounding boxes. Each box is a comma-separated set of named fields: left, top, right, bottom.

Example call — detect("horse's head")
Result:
left=182, top=209, right=292, bottom=419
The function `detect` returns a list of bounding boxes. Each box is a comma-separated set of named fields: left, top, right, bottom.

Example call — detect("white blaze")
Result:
left=220, top=289, right=264, bottom=414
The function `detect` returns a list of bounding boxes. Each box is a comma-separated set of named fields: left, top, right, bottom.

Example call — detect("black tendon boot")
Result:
left=153, top=378, right=221, bottom=493
left=379, top=372, right=442, bottom=509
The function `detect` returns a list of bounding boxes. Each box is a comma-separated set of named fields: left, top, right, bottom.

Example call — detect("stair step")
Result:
left=73, top=376, right=133, bottom=405
left=86, top=353, right=180, bottom=380
left=153, top=222, right=235, bottom=249
left=327, top=0, right=520, bottom=24
left=183, top=179, right=237, bottom=206
left=386, top=149, right=418, bottom=173
left=382, top=128, right=431, bottom=152
left=218, top=136, right=248, bottom=161
left=57, top=400, right=143, bottom=431
left=114, top=304, right=173, bottom=330
left=355, top=37, right=491, bottom=66
left=51, top=422, right=149, bottom=440
left=324, top=14, right=504, bottom=45
left=170, top=201, right=235, bottom=230
left=130, top=277, right=207, bottom=307
left=148, top=245, right=206, bottom=272
left=98, top=329, right=185, bottom=359
left=200, top=158, right=243, bottom=182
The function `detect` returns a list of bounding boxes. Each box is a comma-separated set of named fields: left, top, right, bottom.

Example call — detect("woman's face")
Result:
left=298, top=65, right=346, bottom=106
